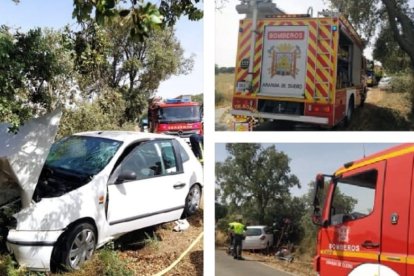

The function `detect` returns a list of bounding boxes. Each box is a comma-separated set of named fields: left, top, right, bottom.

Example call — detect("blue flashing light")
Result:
left=332, top=25, right=338, bottom=31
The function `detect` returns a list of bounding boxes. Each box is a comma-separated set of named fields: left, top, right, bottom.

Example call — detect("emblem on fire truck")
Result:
left=334, top=225, right=350, bottom=243
left=268, top=43, right=301, bottom=79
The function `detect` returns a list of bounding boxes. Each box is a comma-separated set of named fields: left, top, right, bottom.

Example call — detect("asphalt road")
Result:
left=215, top=249, right=293, bottom=276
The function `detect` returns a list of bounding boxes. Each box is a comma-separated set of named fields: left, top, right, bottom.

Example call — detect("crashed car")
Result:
left=0, top=110, right=203, bottom=271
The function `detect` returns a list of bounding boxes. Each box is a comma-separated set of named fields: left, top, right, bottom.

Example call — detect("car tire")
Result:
left=184, top=184, right=202, bottom=217
left=53, top=222, right=97, bottom=271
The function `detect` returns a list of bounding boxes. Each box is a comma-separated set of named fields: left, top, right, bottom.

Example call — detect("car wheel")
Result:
left=184, top=184, right=201, bottom=217
left=54, top=223, right=96, bottom=271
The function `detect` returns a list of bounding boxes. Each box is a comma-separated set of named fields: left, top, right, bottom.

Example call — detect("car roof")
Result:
left=74, top=131, right=178, bottom=144
left=247, top=225, right=268, bottom=229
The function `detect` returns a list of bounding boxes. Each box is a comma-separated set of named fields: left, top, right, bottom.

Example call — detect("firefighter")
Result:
left=190, top=134, right=203, bottom=160
left=228, top=218, right=247, bottom=260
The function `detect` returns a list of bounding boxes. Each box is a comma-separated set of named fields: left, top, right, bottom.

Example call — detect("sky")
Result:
left=215, top=0, right=413, bottom=67
left=215, top=143, right=398, bottom=198
left=0, top=0, right=203, bottom=99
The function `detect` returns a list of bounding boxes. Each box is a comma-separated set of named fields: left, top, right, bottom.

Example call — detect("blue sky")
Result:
left=0, top=0, right=203, bottom=98
left=215, top=143, right=398, bottom=197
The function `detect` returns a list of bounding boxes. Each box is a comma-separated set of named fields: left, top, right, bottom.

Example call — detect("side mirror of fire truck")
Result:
left=311, top=174, right=326, bottom=226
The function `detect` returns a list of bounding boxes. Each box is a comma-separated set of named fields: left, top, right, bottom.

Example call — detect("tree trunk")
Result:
left=382, top=0, right=414, bottom=70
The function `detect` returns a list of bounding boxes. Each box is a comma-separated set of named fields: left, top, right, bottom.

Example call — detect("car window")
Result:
left=264, top=227, right=273, bottom=234
left=114, top=140, right=181, bottom=182
left=157, top=141, right=178, bottom=174
left=177, top=142, right=190, bottom=162
left=245, top=228, right=262, bottom=236
left=46, top=136, right=122, bottom=175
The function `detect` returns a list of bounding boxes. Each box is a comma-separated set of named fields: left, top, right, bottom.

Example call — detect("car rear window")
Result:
left=245, top=228, right=262, bottom=236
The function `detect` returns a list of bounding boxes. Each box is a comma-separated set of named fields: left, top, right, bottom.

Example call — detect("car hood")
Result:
left=0, top=109, right=62, bottom=208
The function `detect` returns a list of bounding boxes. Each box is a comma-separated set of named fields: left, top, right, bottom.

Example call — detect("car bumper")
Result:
left=242, top=241, right=268, bottom=250
left=6, top=229, right=64, bottom=271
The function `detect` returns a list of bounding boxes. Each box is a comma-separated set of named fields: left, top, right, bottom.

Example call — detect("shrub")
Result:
left=390, top=74, right=414, bottom=94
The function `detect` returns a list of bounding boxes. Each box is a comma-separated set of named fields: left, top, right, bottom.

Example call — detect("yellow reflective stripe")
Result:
left=320, top=249, right=378, bottom=261
left=407, top=256, right=414, bottom=264
left=380, top=254, right=406, bottom=263
left=335, top=145, right=414, bottom=176
left=322, top=250, right=414, bottom=265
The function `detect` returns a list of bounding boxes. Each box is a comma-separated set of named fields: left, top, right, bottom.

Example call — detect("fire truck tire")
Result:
left=360, top=87, right=367, bottom=107
left=345, top=97, right=354, bottom=126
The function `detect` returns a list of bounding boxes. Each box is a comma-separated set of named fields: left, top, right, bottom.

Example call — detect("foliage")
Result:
left=390, top=74, right=414, bottom=94
left=72, top=0, right=203, bottom=41
left=215, top=202, right=228, bottom=222
left=374, top=24, right=412, bottom=73
left=191, top=93, right=203, bottom=104
left=58, top=92, right=136, bottom=138
left=69, top=22, right=193, bottom=122
left=0, top=255, right=27, bottom=276
left=216, top=144, right=300, bottom=225
left=326, top=0, right=414, bottom=70
left=0, top=26, right=74, bottom=131
left=144, top=231, right=160, bottom=250
left=215, top=65, right=235, bottom=75
left=66, top=246, right=133, bottom=276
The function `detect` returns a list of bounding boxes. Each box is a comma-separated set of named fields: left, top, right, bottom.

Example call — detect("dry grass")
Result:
left=215, top=73, right=234, bottom=107
left=347, top=88, right=413, bottom=130
left=215, top=230, right=229, bottom=247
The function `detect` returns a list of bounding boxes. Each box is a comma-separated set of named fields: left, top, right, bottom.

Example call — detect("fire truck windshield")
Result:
left=159, top=106, right=201, bottom=123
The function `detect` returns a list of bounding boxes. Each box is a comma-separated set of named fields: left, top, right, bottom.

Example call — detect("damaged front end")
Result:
left=0, top=109, right=61, bottom=252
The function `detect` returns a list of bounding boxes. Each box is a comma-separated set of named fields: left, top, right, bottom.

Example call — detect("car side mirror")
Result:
left=116, top=170, right=137, bottom=184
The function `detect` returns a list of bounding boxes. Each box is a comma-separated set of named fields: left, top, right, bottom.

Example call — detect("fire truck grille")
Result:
left=258, top=100, right=304, bottom=115
left=163, top=130, right=199, bottom=138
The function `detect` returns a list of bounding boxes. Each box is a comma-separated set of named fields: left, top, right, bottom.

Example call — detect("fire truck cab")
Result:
left=148, top=98, right=203, bottom=142
left=312, top=144, right=414, bottom=276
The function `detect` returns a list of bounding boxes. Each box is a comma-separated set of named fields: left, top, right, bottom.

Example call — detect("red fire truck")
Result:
left=312, top=144, right=414, bottom=276
left=232, top=8, right=367, bottom=128
left=147, top=98, right=203, bottom=142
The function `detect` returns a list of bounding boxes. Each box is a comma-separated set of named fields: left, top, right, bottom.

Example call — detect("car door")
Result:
left=107, top=139, right=187, bottom=235
left=318, top=161, right=385, bottom=276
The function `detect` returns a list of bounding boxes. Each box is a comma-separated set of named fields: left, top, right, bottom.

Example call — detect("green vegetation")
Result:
left=0, top=13, right=197, bottom=134
left=216, top=144, right=359, bottom=258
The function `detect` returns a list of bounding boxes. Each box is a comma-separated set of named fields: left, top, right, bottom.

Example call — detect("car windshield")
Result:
left=159, top=106, right=201, bottom=123
left=46, top=136, right=123, bottom=175
left=245, top=228, right=262, bottom=236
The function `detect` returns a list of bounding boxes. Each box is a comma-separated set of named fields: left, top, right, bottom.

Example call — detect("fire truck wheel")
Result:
left=345, top=97, right=354, bottom=126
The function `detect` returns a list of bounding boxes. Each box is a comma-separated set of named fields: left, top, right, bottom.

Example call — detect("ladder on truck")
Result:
left=313, top=19, right=335, bottom=102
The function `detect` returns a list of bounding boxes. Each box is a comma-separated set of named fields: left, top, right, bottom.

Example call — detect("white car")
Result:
left=242, top=225, right=274, bottom=251
left=378, top=76, right=392, bottom=90
left=0, top=111, right=203, bottom=271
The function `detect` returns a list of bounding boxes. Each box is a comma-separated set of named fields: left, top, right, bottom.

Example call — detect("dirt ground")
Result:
left=347, top=87, right=413, bottom=130
left=118, top=209, right=204, bottom=276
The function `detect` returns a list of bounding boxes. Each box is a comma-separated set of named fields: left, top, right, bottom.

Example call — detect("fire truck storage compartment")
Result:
left=258, top=99, right=304, bottom=115
left=337, top=28, right=362, bottom=89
